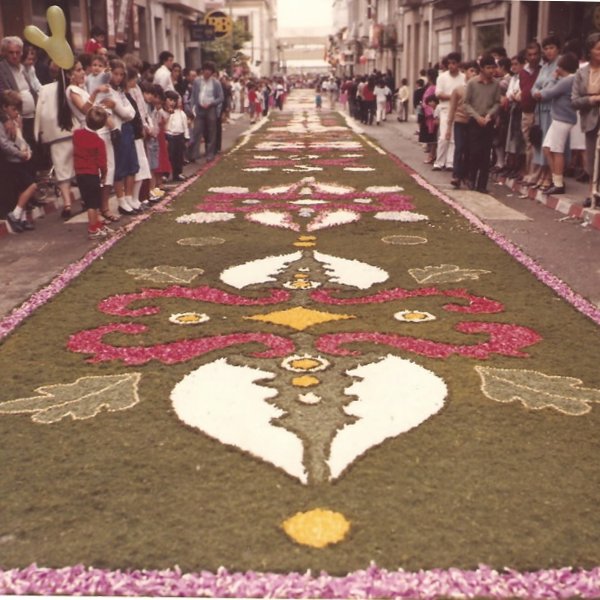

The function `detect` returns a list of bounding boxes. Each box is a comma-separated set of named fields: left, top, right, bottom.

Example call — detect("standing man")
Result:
left=463, top=54, right=501, bottom=193
left=190, top=61, right=223, bottom=163
left=153, top=51, right=175, bottom=93
left=518, top=41, right=542, bottom=184
left=433, top=52, right=465, bottom=171
left=0, top=36, right=38, bottom=165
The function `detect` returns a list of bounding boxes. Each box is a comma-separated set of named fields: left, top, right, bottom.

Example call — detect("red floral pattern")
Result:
left=98, top=286, right=290, bottom=317
left=68, top=324, right=295, bottom=365
left=315, top=323, right=541, bottom=359
left=311, top=287, right=504, bottom=314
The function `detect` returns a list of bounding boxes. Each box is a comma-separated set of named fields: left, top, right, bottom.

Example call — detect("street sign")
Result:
left=190, top=24, right=216, bottom=42
left=204, top=10, right=233, bottom=38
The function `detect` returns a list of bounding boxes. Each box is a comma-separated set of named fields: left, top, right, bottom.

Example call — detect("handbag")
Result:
left=529, top=105, right=543, bottom=149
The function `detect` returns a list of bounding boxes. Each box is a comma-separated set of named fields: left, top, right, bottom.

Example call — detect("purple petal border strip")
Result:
left=0, top=161, right=218, bottom=342
left=386, top=152, right=600, bottom=326
left=2, top=563, right=600, bottom=598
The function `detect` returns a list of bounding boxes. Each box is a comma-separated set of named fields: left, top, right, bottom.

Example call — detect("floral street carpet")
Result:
left=1, top=92, right=600, bottom=598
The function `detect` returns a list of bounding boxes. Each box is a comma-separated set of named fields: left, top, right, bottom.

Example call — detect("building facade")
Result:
left=210, top=0, right=278, bottom=77
left=0, top=0, right=279, bottom=75
left=329, top=0, right=600, bottom=90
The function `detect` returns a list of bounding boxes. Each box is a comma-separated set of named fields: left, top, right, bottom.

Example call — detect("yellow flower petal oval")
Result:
left=282, top=508, right=350, bottom=548
left=290, top=358, right=322, bottom=370
left=291, top=375, right=320, bottom=387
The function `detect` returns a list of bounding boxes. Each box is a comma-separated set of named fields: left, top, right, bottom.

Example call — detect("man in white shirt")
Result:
left=153, top=51, right=175, bottom=93
left=434, top=52, right=465, bottom=170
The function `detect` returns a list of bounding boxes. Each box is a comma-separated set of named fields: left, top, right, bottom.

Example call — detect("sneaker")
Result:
left=61, top=206, right=72, bottom=220
left=544, top=185, right=565, bottom=195
left=6, top=212, right=23, bottom=233
left=21, top=219, right=35, bottom=231
left=88, top=227, right=108, bottom=240
left=174, top=174, right=186, bottom=182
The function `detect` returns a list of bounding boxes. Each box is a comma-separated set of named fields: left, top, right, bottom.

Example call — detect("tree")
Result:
left=202, top=20, right=253, bottom=74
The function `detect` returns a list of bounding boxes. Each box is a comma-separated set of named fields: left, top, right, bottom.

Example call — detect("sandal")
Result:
left=101, top=210, right=120, bottom=222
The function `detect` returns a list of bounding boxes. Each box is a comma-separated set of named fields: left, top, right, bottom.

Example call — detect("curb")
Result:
left=0, top=196, right=61, bottom=237
left=495, top=174, right=600, bottom=230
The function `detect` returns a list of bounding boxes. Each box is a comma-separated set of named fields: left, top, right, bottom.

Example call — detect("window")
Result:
left=237, top=15, right=250, bottom=34
left=437, top=29, right=452, bottom=62
left=475, top=22, right=504, bottom=56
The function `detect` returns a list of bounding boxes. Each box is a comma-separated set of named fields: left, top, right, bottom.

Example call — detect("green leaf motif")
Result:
left=0, top=373, right=142, bottom=424
left=409, top=264, right=490, bottom=284
left=475, top=366, right=600, bottom=416
left=126, top=265, right=204, bottom=284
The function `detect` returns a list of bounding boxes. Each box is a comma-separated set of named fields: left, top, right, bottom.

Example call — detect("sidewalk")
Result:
left=0, top=112, right=255, bottom=317
left=377, top=115, right=600, bottom=231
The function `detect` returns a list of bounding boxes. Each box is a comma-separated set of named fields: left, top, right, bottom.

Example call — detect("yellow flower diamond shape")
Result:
left=244, top=306, right=355, bottom=331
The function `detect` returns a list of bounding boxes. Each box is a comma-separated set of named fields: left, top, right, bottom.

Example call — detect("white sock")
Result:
left=552, top=174, right=564, bottom=187
left=122, top=195, right=137, bottom=210
left=127, top=194, right=142, bottom=210
left=12, top=206, right=24, bottom=220
left=132, top=181, right=143, bottom=204
left=118, top=197, right=131, bottom=210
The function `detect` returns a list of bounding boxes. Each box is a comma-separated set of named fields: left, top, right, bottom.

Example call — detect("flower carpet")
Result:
left=1, top=92, right=600, bottom=598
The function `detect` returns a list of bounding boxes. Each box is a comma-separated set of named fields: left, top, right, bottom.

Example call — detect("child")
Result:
left=141, top=82, right=165, bottom=202
left=247, top=83, right=257, bottom=123
left=1, top=91, right=38, bottom=233
left=315, top=89, right=322, bottom=111
left=73, top=106, right=109, bottom=239
left=374, top=79, right=392, bottom=125
left=397, top=78, right=409, bottom=122
left=103, top=59, right=139, bottom=215
left=154, top=86, right=172, bottom=184
left=125, top=67, right=152, bottom=208
left=86, top=54, right=110, bottom=96
left=164, top=89, right=189, bottom=182
left=423, top=94, right=439, bottom=164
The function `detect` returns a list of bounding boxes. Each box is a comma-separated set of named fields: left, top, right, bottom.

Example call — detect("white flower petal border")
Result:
left=176, top=212, right=235, bottom=224
left=3, top=563, right=600, bottom=598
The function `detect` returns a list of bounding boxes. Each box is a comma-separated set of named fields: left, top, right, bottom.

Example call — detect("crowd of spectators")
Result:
left=329, top=35, right=600, bottom=207
left=0, top=30, right=290, bottom=239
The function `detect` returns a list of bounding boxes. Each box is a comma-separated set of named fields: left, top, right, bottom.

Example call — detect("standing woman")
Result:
left=34, top=60, right=85, bottom=219
left=504, top=53, right=526, bottom=178
left=419, top=69, right=438, bottom=162
left=572, top=32, right=600, bottom=207
left=531, top=35, right=561, bottom=190
left=65, top=59, right=114, bottom=219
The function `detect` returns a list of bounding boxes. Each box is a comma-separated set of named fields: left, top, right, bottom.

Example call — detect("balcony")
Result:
left=162, top=0, right=206, bottom=13
left=432, top=0, right=470, bottom=11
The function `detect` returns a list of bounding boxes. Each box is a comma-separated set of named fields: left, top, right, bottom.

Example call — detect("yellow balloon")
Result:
left=24, top=5, right=74, bottom=70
